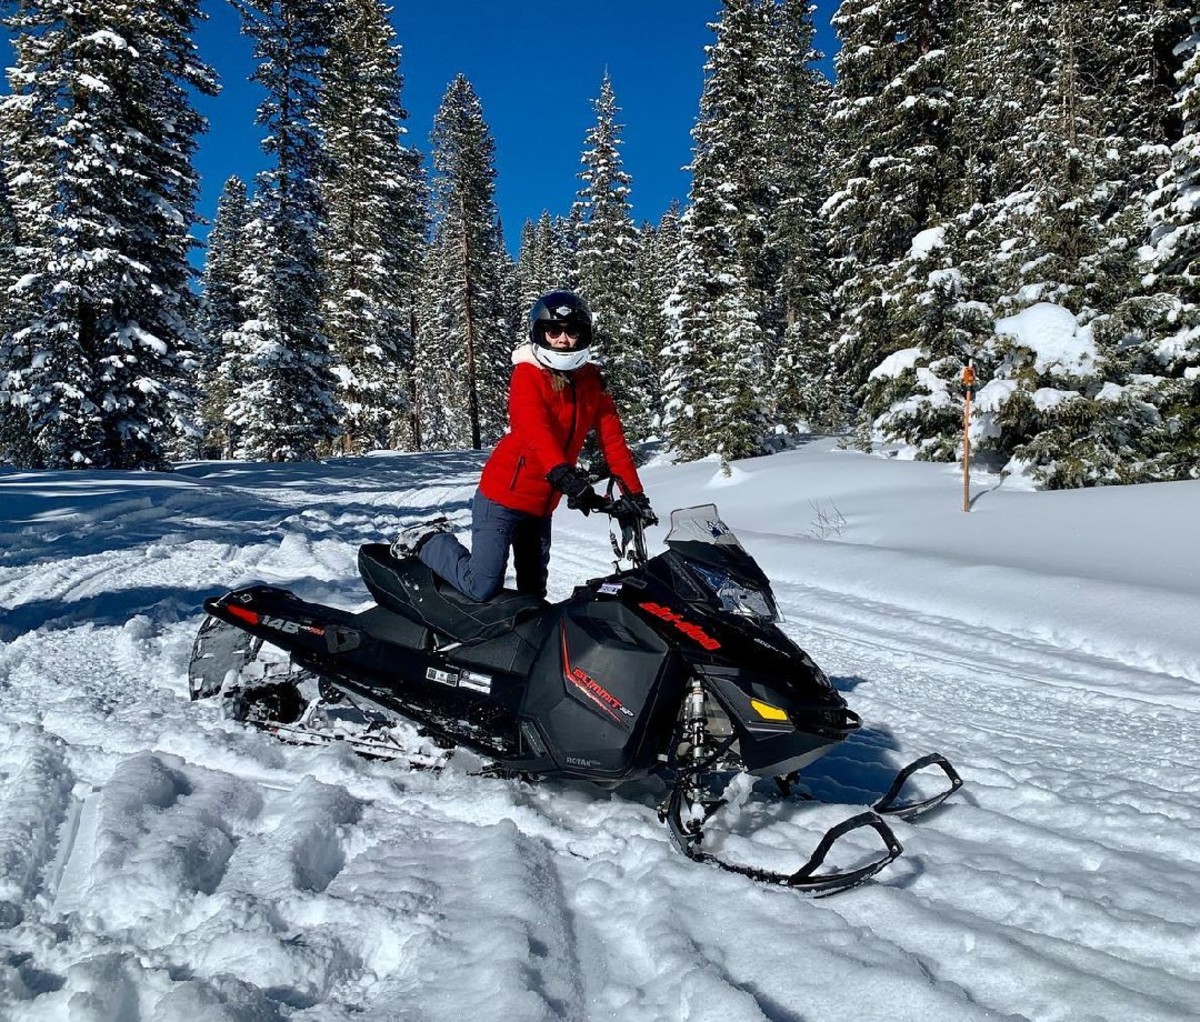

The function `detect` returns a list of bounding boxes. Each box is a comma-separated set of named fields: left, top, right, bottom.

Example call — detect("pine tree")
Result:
left=1141, top=14, right=1200, bottom=478
left=316, top=0, right=426, bottom=454
left=224, top=0, right=340, bottom=462
left=515, top=219, right=541, bottom=313
left=865, top=224, right=985, bottom=459
left=958, top=0, right=1192, bottom=484
left=0, top=170, right=32, bottom=465
left=483, top=220, right=520, bottom=440
left=198, top=176, right=251, bottom=458
left=631, top=205, right=680, bottom=437
left=558, top=205, right=584, bottom=292
left=664, top=0, right=774, bottom=466
left=516, top=211, right=573, bottom=315
left=762, top=0, right=836, bottom=433
left=416, top=75, right=511, bottom=450
left=575, top=72, right=649, bottom=442
left=825, top=0, right=960, bottom=412
left=0, top=0, right=215, bottom=469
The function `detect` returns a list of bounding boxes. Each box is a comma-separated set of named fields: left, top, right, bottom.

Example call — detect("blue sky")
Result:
left=192, top=0, right=839, bottom=255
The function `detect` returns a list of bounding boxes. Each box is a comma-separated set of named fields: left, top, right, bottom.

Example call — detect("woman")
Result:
left=392, top=289, right=655, bottom=601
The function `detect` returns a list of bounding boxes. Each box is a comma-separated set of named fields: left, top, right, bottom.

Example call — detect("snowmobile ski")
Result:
left=660, top=783, right=903, bottom=896
left=872, top=753, right=963, bottom=820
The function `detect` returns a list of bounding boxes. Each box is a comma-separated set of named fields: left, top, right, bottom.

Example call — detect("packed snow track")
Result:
left=1, top=448, right=1198, bottom=1020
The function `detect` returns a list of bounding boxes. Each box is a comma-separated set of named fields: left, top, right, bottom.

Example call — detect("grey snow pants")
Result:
left=418, top=489, right=552, bottom=601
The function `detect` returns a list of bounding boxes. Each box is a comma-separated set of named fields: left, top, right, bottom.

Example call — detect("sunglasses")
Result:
left=543, top=324, right=581, bottom=340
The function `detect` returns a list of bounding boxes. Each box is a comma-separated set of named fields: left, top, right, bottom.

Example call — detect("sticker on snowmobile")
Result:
left=560, top=624, right=634, bottom=728
left=566, top=755, right=602, bottom=769
left=226, top=604, right=259, bottom=626
left=598, top=582, right=623, bottom=596
left=262, top=615, right=323, bottom=637
left=637, top=601, right=721, bottom=650
left=425, top=667, right=458, bottom=687
left=457, top=670, right=492, bottom=694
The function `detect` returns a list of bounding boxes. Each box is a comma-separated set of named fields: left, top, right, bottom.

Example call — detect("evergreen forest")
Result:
left=1, top=0, right=1197, bottom=488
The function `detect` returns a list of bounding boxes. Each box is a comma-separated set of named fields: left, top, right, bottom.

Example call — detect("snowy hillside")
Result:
left=2, top=439, right=1199, bottom=1021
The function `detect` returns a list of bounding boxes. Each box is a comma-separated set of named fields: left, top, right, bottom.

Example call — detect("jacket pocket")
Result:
left=508, top=455, right=525, bottom=491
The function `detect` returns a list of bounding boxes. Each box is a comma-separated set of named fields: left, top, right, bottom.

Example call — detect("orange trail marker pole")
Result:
left=962, top=361, right=976, bottom=512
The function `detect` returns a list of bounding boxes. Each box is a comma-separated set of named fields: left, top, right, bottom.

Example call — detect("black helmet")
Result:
left=528, top=290, right=593, bottom=371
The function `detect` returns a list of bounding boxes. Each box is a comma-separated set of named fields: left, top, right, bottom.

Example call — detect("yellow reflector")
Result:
left=750, top=699, right=788, bottom=722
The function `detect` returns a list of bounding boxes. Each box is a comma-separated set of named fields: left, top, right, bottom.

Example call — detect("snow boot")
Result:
left=389, top=517, right=453, bottom=560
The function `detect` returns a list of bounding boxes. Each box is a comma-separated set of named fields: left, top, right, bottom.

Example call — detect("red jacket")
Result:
left=479, top=346, right=643, bottom=516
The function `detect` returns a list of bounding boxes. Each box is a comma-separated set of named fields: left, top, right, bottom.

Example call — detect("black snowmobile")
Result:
left=189, top=495, right=960, bottom=895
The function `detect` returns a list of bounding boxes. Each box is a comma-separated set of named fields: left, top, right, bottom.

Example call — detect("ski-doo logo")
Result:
left=638, top=602, right=721, bottom=651
left=560, top=625, right=634, bottom=728
left=262, top=616, right=323, bottom=637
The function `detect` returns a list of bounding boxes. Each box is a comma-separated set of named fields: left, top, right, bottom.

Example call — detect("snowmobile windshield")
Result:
left=665, top=505, right=781, bottom=623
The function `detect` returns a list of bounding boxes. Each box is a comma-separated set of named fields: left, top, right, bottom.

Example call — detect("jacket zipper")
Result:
left=564, top=376, right=578, bottom=453
left=545, top=374, right=579, bottom=517
left=509, top=455, right=524, bottom=491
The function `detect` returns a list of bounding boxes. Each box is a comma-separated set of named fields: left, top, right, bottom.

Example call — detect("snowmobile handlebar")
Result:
left=599, top=476, right=651, bottom=568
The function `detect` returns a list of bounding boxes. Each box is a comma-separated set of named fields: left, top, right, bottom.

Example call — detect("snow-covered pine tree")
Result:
left=515, top=219, right=542, bottom=313
left=824, top=0, right=960, bottom=416
left=865, top=224, right=987, bottom=460
left=1047, top=1, right=1199, bottom=484
left=958, top=0, right=1179, bottom=485
left=1142, top=14, right=1200, bottom=478
left=515, top=211, right=574, bottom=315
left=0, top=173, right=12, bottom=339
left=482, top=219, right=520, bottom=441
left=416, top=75, right=511, bottom=450
left=224, top=0, right=340, bottom=462
left=940, top=0, right=1026, bottom=331
left=316, top=0, right=427, bottom=455
left=558, top=205, right=583, bottom=292
left=574, top=72, right=650, bottom=443
left=1111, top=1, right=1194, bottom=204
left=630, top=204, right=681, bottom=438
left=761, top=0, right=837, bottom=434
left=0, top=169, right=33, bottom=466
left=664, top=0, right=774, bottom=467
left=198, top=176, right=251, bottom=458
left=0, top=75, right=50, bottom=468
left=0, top=0, right=215, bottom=469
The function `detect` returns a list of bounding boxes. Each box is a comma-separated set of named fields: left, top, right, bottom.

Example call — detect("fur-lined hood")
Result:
left=511, top=342, right=540, bottom=366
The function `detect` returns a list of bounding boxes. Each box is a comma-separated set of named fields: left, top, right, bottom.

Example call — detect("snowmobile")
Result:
left=189, top=491, right=961, bottom=896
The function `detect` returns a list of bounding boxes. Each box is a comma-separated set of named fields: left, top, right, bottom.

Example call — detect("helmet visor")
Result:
left=534, top=319, right=591, bottom=349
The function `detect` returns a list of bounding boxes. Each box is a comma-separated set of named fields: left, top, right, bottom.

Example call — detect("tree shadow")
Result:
left=1, top=451, right=488, bottom=570
left=0, top=576, right=358, bottom=644
left=794, top=721, right=959, bottom=816
left=828, top=673, right=870, bottom=693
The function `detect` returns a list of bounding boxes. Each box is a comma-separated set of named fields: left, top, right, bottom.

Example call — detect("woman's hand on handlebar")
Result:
left=606, top=491, right=658, bottom=526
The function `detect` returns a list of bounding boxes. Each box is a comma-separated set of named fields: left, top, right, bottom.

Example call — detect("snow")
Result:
left=908, top=226, right=944, bottom=261
left=995, top=302, right=1097, bottom=376
left=867, top=346, right=922, bottom=381
left=2, top=440, right=1200, bottom=1020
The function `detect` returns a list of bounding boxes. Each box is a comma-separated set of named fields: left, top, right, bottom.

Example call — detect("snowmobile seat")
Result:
left=357, top=544, right=548, bottom=645
left=352, top=605, right=433, bottom=651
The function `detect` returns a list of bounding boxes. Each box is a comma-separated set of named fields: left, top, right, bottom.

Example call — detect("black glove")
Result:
left=626, top=491, right=658, bottom=525
left=546, top=463, right=603, bottom=515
